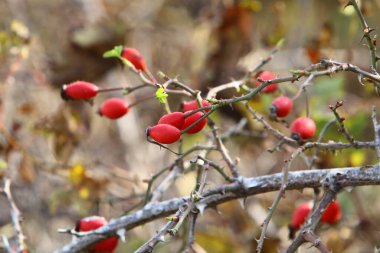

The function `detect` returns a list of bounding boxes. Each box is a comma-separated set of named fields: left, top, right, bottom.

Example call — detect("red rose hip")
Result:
left=158, top=112, right=185, bottom=129
left=256, top=71, right=278, bottom=93
left=270, top=96, right=293, bottom=117
left=98, top=98, right=129, bottom=119
left=290, top=117, right=316, bottom=140
left=182, top=112, right=207, bottom=134
left=61, top=81, right=99, bottom=100
left=321, top=201, right=341, bottom=224
left=182, top=100, right=211, bottom=112
left=76, top=216, right=118, bottom=253
left=147, top=124, right=181, bottom=144
left=121, top=48, right=147, bottom=72
left=291, top=202, right=312, bottom=231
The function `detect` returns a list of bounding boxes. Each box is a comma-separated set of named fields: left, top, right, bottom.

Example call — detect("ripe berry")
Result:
left=76, top=216, right=118, bottom=253
left=121, top=48, right=147, bottom=72
left=182, top=100, right=211, bottom=112
left=321, top=201, right=341, bottom=224
left=182, top=112, right=207, bottom=134
left=256, top=71, right=278, bottom=93
left=290, top=117, right=316, bottom=140
left=270, top=96, right=293, bottom=117
left=147, top=124, right=181, bottom=144
left=98, top=98, right=129, bottom=119
left=61, top=81, right=99, bottom=100
left=158, top=112, right=185, bottom=129
left=291, top=202, right=312, bottom=231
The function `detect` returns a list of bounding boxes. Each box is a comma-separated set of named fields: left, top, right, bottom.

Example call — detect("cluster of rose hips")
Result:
left=146, top=100, right=211, bottom=144
left=289, top=200, right=342, bottom=238
left=76, top=216, right=118, bottom=253
left=256, top=71, right=317, bottom=140
left=60, top=47, right=152, bottom=119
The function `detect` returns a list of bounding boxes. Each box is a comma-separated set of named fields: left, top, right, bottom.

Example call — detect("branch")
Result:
left=1, top=178, right=27, bottom=252
left=371, top=106, right=380, bottom=161
left=55, top=165, right=380, bottom=253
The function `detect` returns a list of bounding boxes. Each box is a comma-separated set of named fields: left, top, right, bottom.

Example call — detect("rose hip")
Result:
left=61, top=81, right=99, bottom=100
left=98, top=98, right=129, bottom=119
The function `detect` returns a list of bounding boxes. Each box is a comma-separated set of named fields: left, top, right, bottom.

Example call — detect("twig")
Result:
left=329, top=101, right=358, bottom=146
left=309, top=119, right=336, bottom=169
left=349, top=0, right=379, bottom=74
left=55, top=165, right=380, bottom=253
left=247, top=105, right=377, bottom=151
left=371, top=106, right=380, bottom=161
left=246, top=105, right=296, bottom=144
left=302, top=231, right=330, bottom=253
left=285, top=176, right=341, bottom=253
left=208, top=119, right=240, bottom=178
left=1, top=178, right=26, bottom=252
left=182, top=213, right=198, bottom=253
left=256, top=147, right=304, bottom=253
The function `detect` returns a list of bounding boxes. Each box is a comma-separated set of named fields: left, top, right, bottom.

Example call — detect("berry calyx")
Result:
left=256, top=71, right=278, bottom=94
left=147, top=124, right=181, bottom=144
left=321, top=201, right=341, bottom=224
left=158, top=112, right=185, bottom=130
left=98, top=98, right=129, bottom=119
left=76, top=216, right=118, bottom=253
left=61, top=81, right=99, bottom=100
left=290, top=117, right=316, bottom=140
left=291, top=202, right=312, bottom=231
left=182, top=112, right=207, bottom=134
left=182, top=100, right=211, bottom=112
left=270, top=96, right=293, bottom=117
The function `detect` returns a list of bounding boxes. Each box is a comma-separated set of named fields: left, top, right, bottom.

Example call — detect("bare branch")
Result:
left=55, top=165, right=380, bottom=253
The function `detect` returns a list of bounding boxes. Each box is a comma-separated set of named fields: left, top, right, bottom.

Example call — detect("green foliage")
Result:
left=155, top=87, right=168, bottom=104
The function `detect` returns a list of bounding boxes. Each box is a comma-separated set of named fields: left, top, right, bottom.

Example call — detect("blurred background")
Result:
left=1, top=0, right=380, bottom=252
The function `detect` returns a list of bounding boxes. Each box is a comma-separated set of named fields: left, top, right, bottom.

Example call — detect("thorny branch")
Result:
left=55, top=165, right=380, bottom=253
left=285, top=175, right=342, bottom=253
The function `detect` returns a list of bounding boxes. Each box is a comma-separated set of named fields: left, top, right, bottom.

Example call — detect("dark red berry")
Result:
left=291, top=202, right=312, bottom=230
left=182, top=100, right=211, bottom=112
left=76, top=216, right=118, bottom=253
left=121, top=47, right=147, bottom=72
left=61, top=81, right=99, bottom=100
left=182, top=112, right=207, bottom=134
left=147, top=124, right=181, bottom=144
left=271, top=96, right=293, bottom=117
left=158, top=112, right=185, bottom=129
left=99, top=98, right=129, bottom=119
left=256, top=71, right=278, bottom=94
left=290, top=117, right=316, bottom=140
left=321, top=201, right=341, bottom=224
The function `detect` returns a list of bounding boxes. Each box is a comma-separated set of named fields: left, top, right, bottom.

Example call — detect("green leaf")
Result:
left=103, top=45, right=123, bottom=58
left=155, top=87, right=168, bottom=104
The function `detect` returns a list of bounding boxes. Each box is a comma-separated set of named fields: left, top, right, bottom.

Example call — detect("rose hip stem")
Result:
left=97, top=87, right=126, bottom=93
left=128, top=95, right=157, bottom=108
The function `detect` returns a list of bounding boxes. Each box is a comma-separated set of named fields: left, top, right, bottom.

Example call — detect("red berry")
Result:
left=321, top=201, right=341, bottom=224
left=271, top=96, right=293, bottom=117
left=291, top=202, right=312, bottom=230
left=61, top=81, right=99, bottom=100
left=290, top=117, right=316, bottom=140
left=121, top=47, right=147, bottom=72
left=158, top=112, right=185, bottom=130
left=147, top=124, right=181, bottom=144
left=182, top=100, right=211, bottom=112
left=76, top=216, right=118, bottom=253
left=256, top=71, right=278, bottom=93
left=99, top=98, right=129, bottom=119
left=182, top=112, right=207, bottom=134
